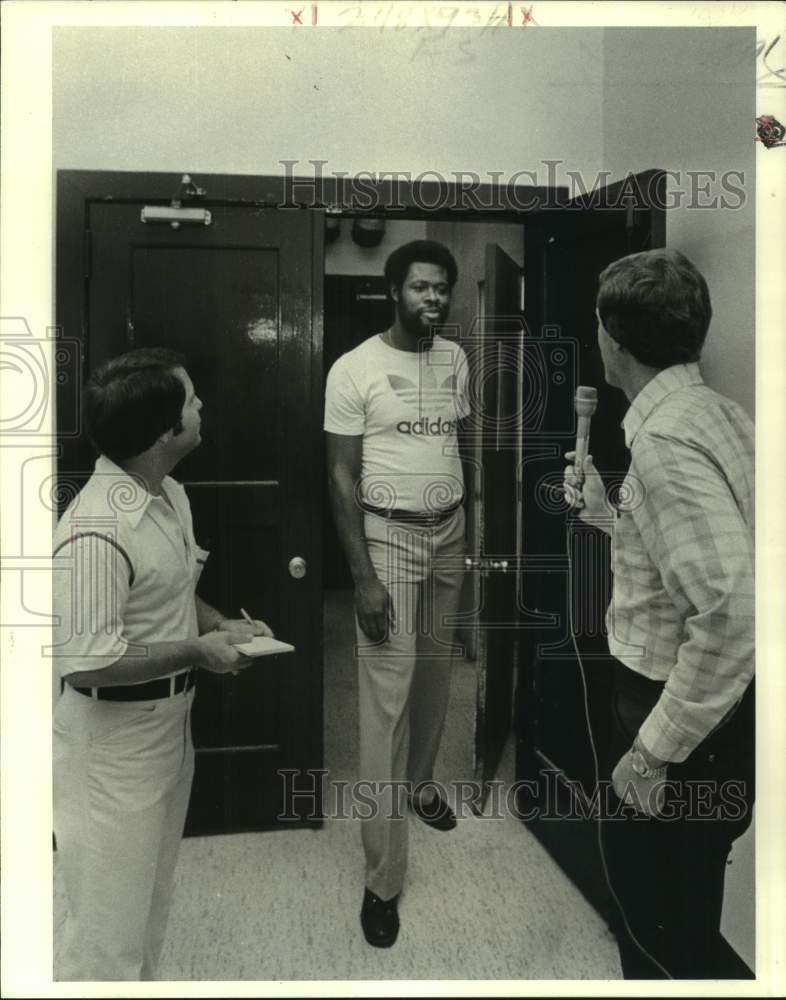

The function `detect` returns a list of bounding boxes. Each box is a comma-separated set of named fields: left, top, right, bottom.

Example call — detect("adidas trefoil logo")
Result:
left=387, top=373, right=461, bottom=436
left=387, top=372, right=458, bottom=403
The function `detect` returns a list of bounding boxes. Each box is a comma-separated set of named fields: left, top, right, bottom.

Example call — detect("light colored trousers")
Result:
left=356, top=507, right=466, bottom=901
left=53, top=683, right=195, bottom=981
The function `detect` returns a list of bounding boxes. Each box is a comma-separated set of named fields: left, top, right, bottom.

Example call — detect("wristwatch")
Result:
left=629, top=738, right=668, bottom=779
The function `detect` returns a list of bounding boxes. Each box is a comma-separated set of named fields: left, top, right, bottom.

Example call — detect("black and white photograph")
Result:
left=1, top=1, right=784, bottom=995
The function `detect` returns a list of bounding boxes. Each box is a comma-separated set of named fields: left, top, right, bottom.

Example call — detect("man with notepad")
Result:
left=52, top=348, right=273, bottom=981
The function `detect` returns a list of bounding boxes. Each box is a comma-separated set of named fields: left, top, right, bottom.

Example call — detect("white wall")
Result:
left=602, top=28, right=755, bottom=419
left=53, top=25, right=754, bottom=421
left=53, top=27, right=606, bottom=179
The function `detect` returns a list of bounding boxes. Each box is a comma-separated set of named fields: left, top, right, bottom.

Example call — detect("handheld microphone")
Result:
left=573, top=386, right=598, bottom=485
left=565, top=385, right=674, bottom=979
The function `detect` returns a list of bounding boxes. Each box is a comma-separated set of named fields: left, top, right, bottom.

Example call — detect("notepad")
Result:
left=233, top=636, right=295, bottom=657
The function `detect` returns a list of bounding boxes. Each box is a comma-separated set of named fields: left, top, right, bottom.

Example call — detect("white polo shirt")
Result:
left=324, top=333, right=470, bottom=513
left=52, top=456, right=206, bottom=680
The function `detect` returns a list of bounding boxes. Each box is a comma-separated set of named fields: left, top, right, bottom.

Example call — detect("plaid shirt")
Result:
left=608, top=363, right=755, bottom=762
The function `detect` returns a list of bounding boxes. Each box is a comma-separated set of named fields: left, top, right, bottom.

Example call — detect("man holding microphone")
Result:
left=564, top=249, right=755, bottom=979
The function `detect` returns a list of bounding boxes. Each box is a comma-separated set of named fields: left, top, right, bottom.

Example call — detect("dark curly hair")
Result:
left=383, top=240, right=459, bottom=291
left=596, top=249, right=712, bottom=369
left=83, top=347, right=187, bottom=462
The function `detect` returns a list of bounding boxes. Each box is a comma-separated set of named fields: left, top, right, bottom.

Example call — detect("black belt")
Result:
left=72, top=669, right=196, bottom=702
left=359, top=499, right=463, bottom=526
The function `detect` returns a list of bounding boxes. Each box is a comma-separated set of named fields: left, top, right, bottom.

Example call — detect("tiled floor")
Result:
left=53, top=589, right=621, bottom=982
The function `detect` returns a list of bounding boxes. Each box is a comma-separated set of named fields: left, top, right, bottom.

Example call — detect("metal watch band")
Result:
left=630, top=747, right=667, bottom=779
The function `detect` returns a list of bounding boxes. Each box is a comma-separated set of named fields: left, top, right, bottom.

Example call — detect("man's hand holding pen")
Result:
left=211, top=608, right=275, bottom=675
left=225, top=607, right=275, bottom=639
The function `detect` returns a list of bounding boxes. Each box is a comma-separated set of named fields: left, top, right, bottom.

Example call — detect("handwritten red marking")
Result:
left=521, top=5, right=536, bottom=25
left=507, top=2, right=512, bottom=27
left=291, top=7, right=304, bottom=24
left=312, top=3, right=317, bottom=25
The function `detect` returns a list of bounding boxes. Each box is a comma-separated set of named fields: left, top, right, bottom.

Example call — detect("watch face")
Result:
left=630, top=751, right=649, bottom=777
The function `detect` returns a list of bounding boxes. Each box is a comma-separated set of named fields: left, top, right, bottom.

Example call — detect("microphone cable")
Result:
left=565, top=515, right=674, bottom=980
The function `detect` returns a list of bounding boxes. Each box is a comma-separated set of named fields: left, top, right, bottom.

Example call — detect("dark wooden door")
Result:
left=465, top=243, right=524, bottom=806
left=56, top=177, right=324, bottom=833
left=516, top=170, right=666, bottom=914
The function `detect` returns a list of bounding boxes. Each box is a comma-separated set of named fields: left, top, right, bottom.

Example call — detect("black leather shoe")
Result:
left=360, top=889, right=400, bottom=948
left=410, top=791, right=457, bottom=831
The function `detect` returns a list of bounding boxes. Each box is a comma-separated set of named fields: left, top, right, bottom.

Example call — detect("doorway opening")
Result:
left=320, top=217, right=526, bottom=801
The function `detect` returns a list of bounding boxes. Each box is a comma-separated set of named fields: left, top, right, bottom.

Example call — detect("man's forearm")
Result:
left=328, top=471, right=376, bottom=584
left=638, top=656, right=753, bottom=764
left=63, top=639, right=202, bottom=689
left=195, top=594, right=226, bottom=634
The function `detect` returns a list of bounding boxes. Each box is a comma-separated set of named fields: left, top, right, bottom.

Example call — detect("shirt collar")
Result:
left=93, top=455, right=176, bottom=529
left=622, top=363, right=704, bottom=448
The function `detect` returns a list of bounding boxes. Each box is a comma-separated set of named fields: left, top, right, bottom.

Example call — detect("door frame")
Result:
left=514, top=170, right=667, bottom=920
left=59, top=166, right=670, bottom=441
left=56, top=172, right=327, bottom=831
left=56, top=167, right=666, bottom=824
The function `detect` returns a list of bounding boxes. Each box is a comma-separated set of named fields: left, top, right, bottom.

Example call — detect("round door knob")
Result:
left=288, top=556, right=307, bottom=579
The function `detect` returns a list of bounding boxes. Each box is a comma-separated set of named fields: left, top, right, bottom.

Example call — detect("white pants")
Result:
left=53, top=683, right=195, bottom=981
left=356, top=507, right=466, bottom=901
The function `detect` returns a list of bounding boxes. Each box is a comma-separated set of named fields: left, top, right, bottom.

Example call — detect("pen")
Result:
left=232, top=608, right=256, bottom=677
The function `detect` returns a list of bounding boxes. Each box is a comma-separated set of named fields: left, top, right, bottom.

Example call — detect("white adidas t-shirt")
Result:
left=324, top=333, right=470, bottom=513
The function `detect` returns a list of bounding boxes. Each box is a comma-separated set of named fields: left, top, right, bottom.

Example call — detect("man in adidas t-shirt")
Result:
left=325, top=240, right=469, bottom=947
